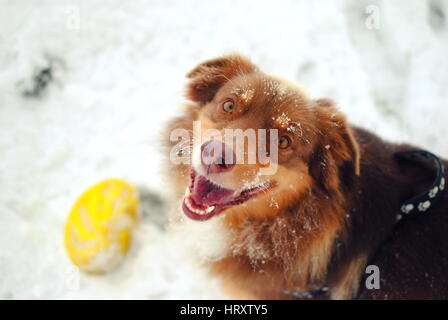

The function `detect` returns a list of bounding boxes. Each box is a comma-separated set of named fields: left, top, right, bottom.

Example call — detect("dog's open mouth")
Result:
left=182, top=170, right=271, bottom=221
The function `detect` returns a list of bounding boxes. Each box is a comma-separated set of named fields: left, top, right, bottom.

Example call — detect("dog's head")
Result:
left=170, top=54, right=360, bottom=223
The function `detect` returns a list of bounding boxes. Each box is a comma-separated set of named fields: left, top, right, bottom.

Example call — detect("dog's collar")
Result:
left=283, top=149, right=446, bottom=300
left=395, top=150, right=446, bottom=216
left=283, top=286, right=329, bottom=299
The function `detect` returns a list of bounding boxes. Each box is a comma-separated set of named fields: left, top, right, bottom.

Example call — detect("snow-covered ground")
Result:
left=0, top=0, right=447, bottom=299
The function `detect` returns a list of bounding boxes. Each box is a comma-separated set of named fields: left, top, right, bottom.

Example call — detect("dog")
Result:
left=163, top=54, right=448, bottom=299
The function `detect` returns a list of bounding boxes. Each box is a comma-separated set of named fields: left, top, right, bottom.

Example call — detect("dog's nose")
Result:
left=201, top=140, right=236, bottom=173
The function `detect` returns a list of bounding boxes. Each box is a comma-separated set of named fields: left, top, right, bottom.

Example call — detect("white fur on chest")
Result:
left=169, top=208, right=232, bottom=262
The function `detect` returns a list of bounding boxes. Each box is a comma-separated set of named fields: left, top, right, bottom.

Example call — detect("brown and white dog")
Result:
left=163, top=54, right=448, bottom=300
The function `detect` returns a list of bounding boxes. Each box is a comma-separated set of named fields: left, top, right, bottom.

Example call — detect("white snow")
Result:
left=0, top=0, right=447, bottom=299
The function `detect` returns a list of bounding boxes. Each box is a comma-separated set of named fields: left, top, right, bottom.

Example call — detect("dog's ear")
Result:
left=186, top=54, right=258, bottom=105
left=309, top=100, right=360, bottom=195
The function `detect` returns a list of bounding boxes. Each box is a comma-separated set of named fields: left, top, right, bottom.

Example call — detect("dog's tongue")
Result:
left=191, top=174, right=235, bottom=206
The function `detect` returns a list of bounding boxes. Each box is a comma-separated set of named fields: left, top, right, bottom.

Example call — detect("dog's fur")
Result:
left=163, top=54, right=448, bottom=300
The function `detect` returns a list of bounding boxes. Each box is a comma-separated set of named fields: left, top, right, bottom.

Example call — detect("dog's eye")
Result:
left=278, top=136, right=291, bottom=149
left=222, top=99, right=235, bottom=112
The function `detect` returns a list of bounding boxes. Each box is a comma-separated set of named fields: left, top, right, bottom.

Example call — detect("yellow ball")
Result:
left=65, top=179, right=139, bottom=273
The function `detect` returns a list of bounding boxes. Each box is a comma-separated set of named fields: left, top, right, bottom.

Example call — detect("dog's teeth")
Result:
left=184, top=197, right=215, bottom=215
left=185, top=188, right=191, bottom=197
